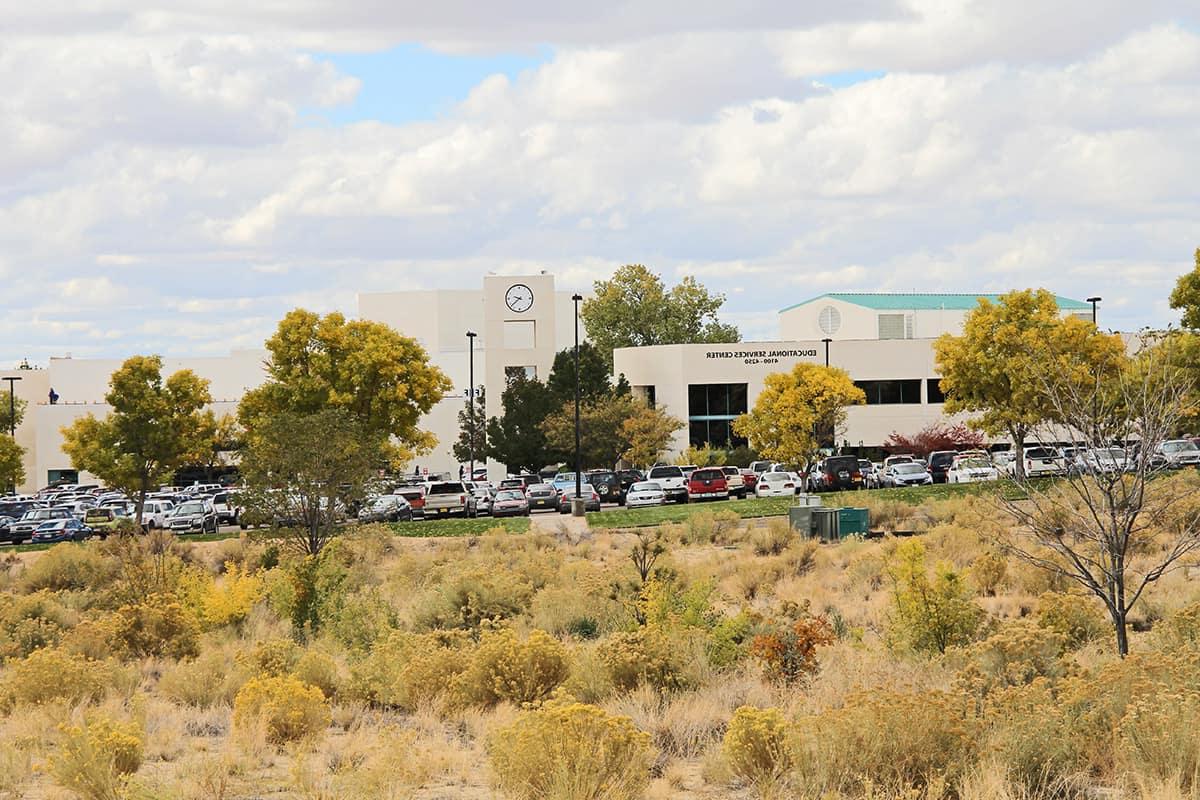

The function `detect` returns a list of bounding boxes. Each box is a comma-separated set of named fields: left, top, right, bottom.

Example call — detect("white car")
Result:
left=755, top=471, right=798, bottom=497
left=141, top=499, right=176, bottom=528
left=625, top=481, right=666, bottom=509
left=946, top=455, right=998, bottom=483
left=1157, top=440, right=1200, bottom=468
left=646, top=466, right=689, bottom=504
left=884, top=462, right=933, bottom=487
left=1012, top=447, right=1065, bottom=478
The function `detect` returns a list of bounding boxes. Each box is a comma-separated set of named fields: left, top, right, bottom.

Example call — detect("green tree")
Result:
left=732, top=363, right=865, bottom=468
left=189, top=411, right=241, bottom=482
left=238, top=310, right=451, bottom=467
left=61, top=356, right=212, bottom=523
left=0, top=395, right=27, bottom=436
left=934, top=290, right=1126, bottom=479
left=546, top=342, right=618, bottom=402
left=0, top=436, right=25, bottom=491
left=485, top=374, right=561, bottom=473
left=1168, top=247, right=1200, bottom=328
left=452, top=388, right=487, bottom=466
left=887, top=540, right=982, bottom=655
left=238, top=410, right=380, bottom=556
left=580, top=264, right=740, bottom=366
left=621, top=403, right=685, bottom=467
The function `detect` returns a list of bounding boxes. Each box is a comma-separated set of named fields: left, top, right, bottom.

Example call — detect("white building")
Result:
left=1, top=284, right=1093, bottom=491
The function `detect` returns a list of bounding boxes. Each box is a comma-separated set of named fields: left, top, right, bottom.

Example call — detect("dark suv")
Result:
left=927, top=451, right=958, bottom=484
left=811, top=455, right=864, bottom=491
left=586, top=471, right=623, bottom=505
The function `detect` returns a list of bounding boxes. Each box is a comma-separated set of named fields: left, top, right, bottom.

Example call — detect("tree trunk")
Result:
left=135, top=475, right=148, bottom=529
left=1112, top=606, right=1129, bottom=657
left=1012, top=428, right=1026, bottom=481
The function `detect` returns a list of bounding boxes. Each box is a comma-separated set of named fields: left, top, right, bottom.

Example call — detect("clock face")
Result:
left=505, top=283, right=534, bottom=313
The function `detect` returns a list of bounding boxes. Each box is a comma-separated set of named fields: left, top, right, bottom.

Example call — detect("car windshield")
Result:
left=496, top=490, right=523, bottom=501
left=1100, top=448, right=1127, bottom=459
left=176, top=502, right=204, bottom=514
left=631, top=482, right=661, bottom=492
left=1163, top=441, right=1199, bottom=453
left=763, top=472, right=791, bottom=482
left=1025, top=448, right=1058, bottom=459
left=371, top=497, right=394, bottom=508
left=648, top=467, right=683, bottom=479
left=553, top=473, right=576, bottom=482
left=528, top=485, right=553, bottom=493
left=895, top=464, right=926, bottom=474
left=37, top=521, right=65, bottom=529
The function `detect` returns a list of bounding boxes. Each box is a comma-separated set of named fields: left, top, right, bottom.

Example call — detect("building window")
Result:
left=855, top=379, right=922, bottom=404
left=634, top=385, right=656, bottom=408
left=878, top=313, right=913, bottom=340
left=503, top=320, right=536, bottom=349
left=686, top=383, right=749, bottom=448
left=926, top=378, right=946, bottom=404
left=504, top=365, right=537, bottom=382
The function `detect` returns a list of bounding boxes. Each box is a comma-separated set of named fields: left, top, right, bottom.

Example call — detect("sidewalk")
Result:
left=528, top=510, right=591, bottom=541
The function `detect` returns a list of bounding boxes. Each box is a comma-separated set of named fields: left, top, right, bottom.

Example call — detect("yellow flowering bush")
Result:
left=110, top=592, right=200, bottom=659
left=1035, top=592, right=1107, bottom=649
left=723, top=706, right=793, bottom=796
left=887, top=540, right=982, bottom=654
left=952, top=620, right=1073, bottom=700
left=347, top=630, right=472, bottom=711
left=238, top=636, right=302, bottom=676
left=599, top=627, right=694, bottom=692
left=1118, top=688, right=1200, bottom=785
left=454, top=628, right=570, bottom=708
left=2, top=646, right=125, bottom=709
left=233, top=675, right=330, bottom=744
left=982, top=680, right=1088, bottom=793
left=488, top=694, right=653, bottom=800
left=50, top=713, right=144, bottom=800
left=293, top=648, right=343, bottom=699
left=199, top=562, right=265, bottom=629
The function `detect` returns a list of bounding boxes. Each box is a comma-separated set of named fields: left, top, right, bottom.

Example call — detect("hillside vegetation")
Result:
left=1, top=489, right=1198, bottom=800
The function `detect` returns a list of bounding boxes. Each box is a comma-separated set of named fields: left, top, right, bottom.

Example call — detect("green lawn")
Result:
left=390, top=516, right=531, bottom=537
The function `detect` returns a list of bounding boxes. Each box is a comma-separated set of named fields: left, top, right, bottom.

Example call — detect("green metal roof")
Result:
left=780, top=292, right=1091, bottom=313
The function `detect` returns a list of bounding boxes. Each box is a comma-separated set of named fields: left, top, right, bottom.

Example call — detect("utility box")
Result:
left=812, top=507, right=841, bottom=541
left=838, top=507, right=869, bottom=536
left=794, top=494, right=824, bottom=508
left=788, top=506, right=814, bottom=536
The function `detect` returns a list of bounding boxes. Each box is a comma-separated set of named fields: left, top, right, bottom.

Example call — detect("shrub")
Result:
left=599, top=627, right=695, bottom=693
left=239, top=637, right=302, bottom=676
left=233, top=675, right=330, bottom=744
left=0, top=590, right=73, bottom=660
left=348, top=630, right=473, bottom=711
left=3, top=647, right=125, bottom=708
left=158, top=650, right=245, bottom=707
left=110, top=593, right=200, bottom=660
left=684, top=510, right=742, bottom=545
left=1153, top=600, right=1200, bottom=651
left=1118, top=687, right=1200, bottom=786
left=750, top=616, right=835, bottom=685
left=321, top=587, right=397, bottom=652
left=723, top=706, right=793, bottom=797
left=293, top=649, right=343, bottom=699
left=887, top=540, right=982, bottom=654
left=751, top=519, right=792, bottom=557
left=794, top=690, right=976, bottom=795
left=49, top=713, right=144, bottom=800
left=952, top=620, right=1073, bottom=700
left=20, top=543, right=115, bottom=593
left=982, top=681, right=1088, bottom=794
left=1036, top=592, right=1107, bottom=649
left=454, top=629, right=570, bottom=708
left=413, top=566, right=534, bottom=631
left=198, top=562, right=265, bottom=629
left=488, top=695, right=653, bottom=800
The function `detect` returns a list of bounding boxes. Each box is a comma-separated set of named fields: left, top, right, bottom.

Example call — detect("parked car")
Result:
left=471, top=487, right=496, bottom=516
left=646, top=465, right=689, bottom=504
left=883, top=454, right=915, bottom=470
left=525, top=484, right=559, bottom=512
left=688, top=467, right=729, bottom=501
left=167, top=500, right=219, bottom=534
left=423, top=482, right=477, bottom=518
left=927, top=451, right=959, bottom=483
left=677, top=464, right=699, bottom=480
left=810, top=455, right=864, bottom=492
left=558, top=484, right=601, bottom=513
left=617, top=469, right=646, bottom=496
left=7, top=507, right=74, bottom=544
left=946, top=454, right=999, bottom=483
left=1156, top=439, right=1200, bottom=468
left=755, top=471, right=797, bottom=498
left=717, top=466, right=746, bottom=499
left=1070, top=447, right=1132, bottom=475
left=210, top=492, right=239, bottom=525
left=625, top=481, right=666, bottom=509
left=1012, top=446, right=1065, bottom=478
left=551, top=472, right=579, bottom=493
left=82, top=507, right=122, bottom=536
left=586, top=470, right=625, bottom=505
left=31, top=518, right=94, bottom=543
left=394, top=487, right=427, bottom=519
left=140, top=499, right=175, bottom=528
left=749, top=460, right=774, bottom=474
left=884, top=462, right=934, bottom=487
left=492, top=489, right=531, bottom=517
left=358, top=495, right=412, bottom=523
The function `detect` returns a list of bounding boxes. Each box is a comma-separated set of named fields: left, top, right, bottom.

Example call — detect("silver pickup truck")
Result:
left=423, top=481, right=478, bottom=518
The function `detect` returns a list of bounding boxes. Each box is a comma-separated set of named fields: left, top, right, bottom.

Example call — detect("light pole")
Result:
left=2, top=376, right=21, bottom=438
left=572, top=293, right=584, bottom=516
left=1087, top=296, right=1102, bottom=326
left=466, top=331, right=477, bottom=481
left=822, top=338, right=832, bottom=367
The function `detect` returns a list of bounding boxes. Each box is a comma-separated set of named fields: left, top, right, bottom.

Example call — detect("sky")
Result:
left=2, top=1, right=1199, bottom=365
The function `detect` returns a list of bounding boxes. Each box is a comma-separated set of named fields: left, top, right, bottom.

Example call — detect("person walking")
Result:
left=48, top=388, right=59, bottom=405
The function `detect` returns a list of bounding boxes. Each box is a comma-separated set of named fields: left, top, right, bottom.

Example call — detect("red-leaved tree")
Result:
left=883, top=422, right=986, bottom=458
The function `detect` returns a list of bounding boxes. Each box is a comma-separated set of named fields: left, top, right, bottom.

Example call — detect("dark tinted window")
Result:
left=855, top=380, right=922, bottom=404
left=926, top=379, right=946, bottom=404
left=824, top=457, right=859, bottom=472
left=429, top=483, right=465, bottom=494
left=929, top=452, right=956, bottom=467
left=691, top=469, right=724, bottom=481
left=649, top=466, right=683, bottom=479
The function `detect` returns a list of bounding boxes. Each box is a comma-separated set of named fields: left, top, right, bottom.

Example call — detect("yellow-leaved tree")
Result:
left=732, top=363, right=865, bottom=468
left=934, top=289, right=1126, bottom=479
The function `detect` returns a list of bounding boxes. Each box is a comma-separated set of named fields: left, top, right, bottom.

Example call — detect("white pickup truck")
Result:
left=423, top=481, right=478, bottom=518
left=646, top=466, right=689, bottom=504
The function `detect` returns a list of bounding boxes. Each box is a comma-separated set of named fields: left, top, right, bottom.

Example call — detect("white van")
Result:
left=141, top=499, right=176, bottom=528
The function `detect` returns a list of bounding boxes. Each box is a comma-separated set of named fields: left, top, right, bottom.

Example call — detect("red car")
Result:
left=395, top=487, right=427, bottom=519
left=687, top=468, right=729, bottom=501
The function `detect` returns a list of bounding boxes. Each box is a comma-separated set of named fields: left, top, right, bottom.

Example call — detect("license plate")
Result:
left=839, top=471, right=849, bottom=478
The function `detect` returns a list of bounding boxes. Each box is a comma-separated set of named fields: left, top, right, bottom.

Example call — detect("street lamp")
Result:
left=572, top=293, right=584, bottom=516
left=822, top=338, right=832, bottom=367
left=466, top=331, right=477, bottom=481
left=2, top=376, right=21, bottom=438
left=1086, top=296, right=1102, bottom=326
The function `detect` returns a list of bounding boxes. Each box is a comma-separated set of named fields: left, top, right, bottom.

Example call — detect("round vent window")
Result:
left=818, top=305, right=841, bottom=336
